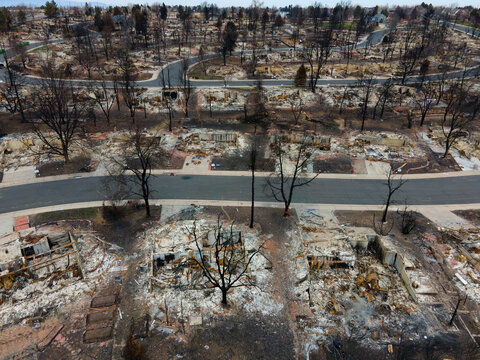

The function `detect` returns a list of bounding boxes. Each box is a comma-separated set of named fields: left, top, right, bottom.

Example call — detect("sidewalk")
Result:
left=1, top=199, right=479, bottom=237
left=420, top=207, right=474, bottom=229
left=1, top=166, right=480, bottom=188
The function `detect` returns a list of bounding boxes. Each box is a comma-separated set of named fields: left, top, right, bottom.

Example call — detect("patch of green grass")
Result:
left=31, top=45, right=47, bottom=52
left=31, top=45, right=58, bottom=53
left=321, top=21, right=357, bottom=30
left=31, top=207, right=99, bottom=226
left=454, top=20, right=480, bottom=30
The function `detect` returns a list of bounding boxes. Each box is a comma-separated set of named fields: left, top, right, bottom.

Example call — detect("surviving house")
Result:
left=367, top=13, right=386, bottom=26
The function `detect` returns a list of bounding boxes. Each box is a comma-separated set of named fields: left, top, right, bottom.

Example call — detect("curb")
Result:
left=1, top=199, right=479, bottom=221
left=1, top=169, right=479, bottom=188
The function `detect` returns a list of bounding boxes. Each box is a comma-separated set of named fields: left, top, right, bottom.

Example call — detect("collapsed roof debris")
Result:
left=0, top=223, right=121, bottom=328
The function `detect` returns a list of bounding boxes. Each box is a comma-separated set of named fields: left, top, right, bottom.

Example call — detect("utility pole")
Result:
left=249, top=126, right=257, bottom=228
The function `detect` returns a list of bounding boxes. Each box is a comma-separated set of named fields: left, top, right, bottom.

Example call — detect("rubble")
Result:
left=288, top=209, right=425, bottom=346
left=349, top=132, right=417, bottom=162
left=442, top=228, right=480, bottom=302
left=0, top=225, right=121, bottom=328
left=22, top=41, right=156, bottom=81
left=135, top=211, right=282, bottom=332
left=198, top=88, right=316, bottom=111
left=175, top=129, right=247, bottom=156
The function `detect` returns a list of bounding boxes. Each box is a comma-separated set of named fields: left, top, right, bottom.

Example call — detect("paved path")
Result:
left=448, top=21, right=480, bottom=38
left=3, top=23, right=478, bottom=89
left=1, top=198, right=478, bottom=236
left=420, top=207, right=473, bottom=229
left=7, top=24, right=478, bottom=88
left=1, top=173, right=480, bottom=215
left=1, top=168, right=479, bottom=188
left=1, top=28, right=388, bottom=88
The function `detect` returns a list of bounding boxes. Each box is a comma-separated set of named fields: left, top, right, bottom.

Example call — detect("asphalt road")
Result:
left=448, top=21, right=480, bottom=38
left=103, top=23, right=480, bottom=88
left=0, top=174, right=479, bottom=214
left=3, top=28, right=390, bottom=88
left=51, top=29, right=387, bottom=89
left=143, top=28, right=390, bottom=88
left=3, top=23, right=478, bottom=88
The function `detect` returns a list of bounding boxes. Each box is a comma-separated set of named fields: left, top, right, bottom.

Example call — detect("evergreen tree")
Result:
left=353, top=5, right=362, bottom=18
left=295, top=64, right=307, bottom=87
left=274, top=14, right=284, bottom=28
left=113, top=6, right=122, bottom=16
left=17, top=9, right=26, bottom=24
left=221, top=21, right=238, bottom=65
left=44, top=1, right=59, bottom=18
left=0, top=8, right=13, bottom=32
left=94, top=7, right=103, bottom=31
left=160, top=3, right=167, bottom=21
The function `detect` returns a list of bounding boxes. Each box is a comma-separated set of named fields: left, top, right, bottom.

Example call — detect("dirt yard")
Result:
left=454, top=210, right=480, bottom=227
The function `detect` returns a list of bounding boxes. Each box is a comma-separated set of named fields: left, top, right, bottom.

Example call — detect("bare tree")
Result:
left=358, top=75, right=375, bottom=131
left=441, top=82, right=479, bottom=158
left=342, top=24, right=356, bottom=77
left=162, top=91, right=174, bottom=132
left=419, top=58, right=430, bottom=87
left=267, top=134, right=318, bottom=217
left=13, top=40, right=28, bottom=70
left=398, top=202, right=417, bottom=235
left=288, top=91, right=305, bottom=125
left=245, top=82, right=268, bottom=125
left=339, top=85, right=352, bottom=115
left=72, top=25, right=88, bottom=66
left=398, top=24, right=424, bottom=84
left=110, top=129, right=163, bottom=217
left=372, top=78, right=394, bottom=120
left=153, top=27, right=163, bottom=67
left=187, top=217, right=264, bottom=305
left=31, top=68, right=88, bottom=163
left=0, top=43, right=27, bottom=123
left=436, top=68, right=449, bottom=105
left=100, top=26, right=113, bottom=61
left=415, top=82, right=436, bottom=126
left=205, top=92, right=215, bottom=118
left=303, top=27, right=333, bottom=93
left=381, top=166, right=407, bottom=223
left=179, top=58, right=192, bottom=118
left=118, top=51, right=139, bottom=123
left=101, top=171, right=130, bottom=214
left=112, top=75, right=121, bottom=111
left=381, top=26, right=397, bottom=63
left=90, top=74, right=115, bottom=125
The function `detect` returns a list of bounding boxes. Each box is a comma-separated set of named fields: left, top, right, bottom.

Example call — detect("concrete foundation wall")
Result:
left=369, top=235, right=418, bottom=303
left=393, top=253, right=418, bottom=303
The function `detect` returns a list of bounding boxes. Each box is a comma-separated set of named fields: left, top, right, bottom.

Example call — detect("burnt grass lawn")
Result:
left=189, top=56, right=243, bottom=80
left=453, top=209, right=480, bottom=226
left=30, top=203, right=162, bottom=251
left=143, top=315, right=295, bottom=360
left=211, top=154, right=275, bottom=171
left=314, top=154, right=353, bottom=173
left=35, top=156, right=95, bottom=177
